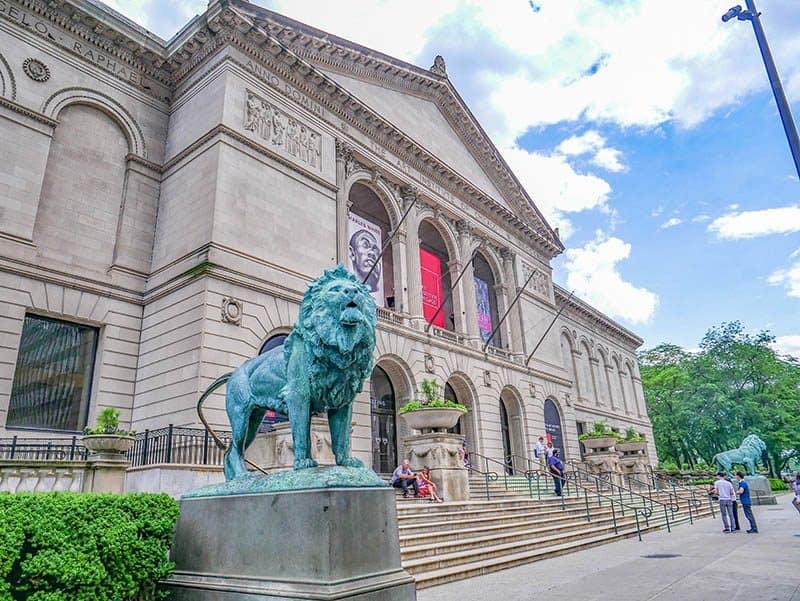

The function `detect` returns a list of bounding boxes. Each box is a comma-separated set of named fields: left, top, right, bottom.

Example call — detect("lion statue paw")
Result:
left=294, top=457, right=319, bottom=470
left=337, top=456, right=365, bottom=468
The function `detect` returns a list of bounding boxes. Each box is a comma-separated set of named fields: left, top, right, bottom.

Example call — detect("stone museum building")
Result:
left=0, top=0, right=657, bottom=485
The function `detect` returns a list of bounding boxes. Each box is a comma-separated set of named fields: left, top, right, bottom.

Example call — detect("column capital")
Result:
left=499, top=247, right=514, bottom=262
left=455, top=220, right=471, bottom=237
left=401, top=185, right=418, bottom=208
left=335, top=139, right=352, bottom=162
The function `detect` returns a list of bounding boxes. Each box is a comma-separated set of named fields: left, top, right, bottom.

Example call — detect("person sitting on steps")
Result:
left=418, top=466, right=444, bottom=503
left=391, top=459, right=420, bottom=498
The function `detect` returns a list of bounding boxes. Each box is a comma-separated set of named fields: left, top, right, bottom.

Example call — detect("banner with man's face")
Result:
left=348, top=213, right=384, bottom=307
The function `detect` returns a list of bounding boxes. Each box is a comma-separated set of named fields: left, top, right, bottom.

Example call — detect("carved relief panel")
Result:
left=243, top=89, right=329, bottom=178
left=522, top=262, right=550, bottom=299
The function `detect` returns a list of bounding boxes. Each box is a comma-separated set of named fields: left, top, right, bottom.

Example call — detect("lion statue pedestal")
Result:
left=165, top=266, right=415, bottom=600
left=745, top=475, right=777, bottom=505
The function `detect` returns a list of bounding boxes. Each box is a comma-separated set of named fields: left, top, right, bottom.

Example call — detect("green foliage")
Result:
left=0, top=492, right=180, bottom=601
left=578, top=420, right=619, bottom=440
left=769, top=478, right=789, bottom=492
left=692, top=479, right=714, bottom=486
left=83, top=408, right=135, bottom=436
left=399, top=379, right=468, bottom=414
left=398, top=400, right=467, bottom=414
left=640, top=321, right=800, bottom=477
left=623, top=427, right=645, bottom=442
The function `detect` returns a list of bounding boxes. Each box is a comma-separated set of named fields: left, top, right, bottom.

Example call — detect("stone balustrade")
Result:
left=0, top=461, right=87, bottom=493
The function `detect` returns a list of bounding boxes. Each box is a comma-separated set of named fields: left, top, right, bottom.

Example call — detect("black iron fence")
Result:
left=0, top=436, right=89, bottom=461
left=128, top=425, right=232, bottom=468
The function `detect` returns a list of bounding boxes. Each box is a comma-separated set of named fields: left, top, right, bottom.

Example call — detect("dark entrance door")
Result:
left=370, top=366, right=397, bottom=474
left=499, top=399, right=513, bottom=475
left=544, top=399, right=565, bottom=459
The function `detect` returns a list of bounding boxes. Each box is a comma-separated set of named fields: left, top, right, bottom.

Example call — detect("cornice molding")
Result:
left=0, top=96, right=57, bottom=126
left=554, top=284, right=644, bottom=349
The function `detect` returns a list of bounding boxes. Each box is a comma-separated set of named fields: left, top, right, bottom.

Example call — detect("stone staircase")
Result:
left=395, top=487, right=713, bottom=589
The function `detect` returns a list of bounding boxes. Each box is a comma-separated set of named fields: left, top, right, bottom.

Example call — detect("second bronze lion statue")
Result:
left=199, top=264, right=377, bottom=480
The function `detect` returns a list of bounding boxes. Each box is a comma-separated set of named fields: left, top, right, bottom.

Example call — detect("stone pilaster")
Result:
left=335, top=140, right=350, bottom=264
left=456, top=221, right=479, bottom=342
left=402, top=187, right=424, bottom=322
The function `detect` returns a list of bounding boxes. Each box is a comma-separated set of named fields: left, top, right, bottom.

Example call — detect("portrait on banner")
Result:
left=348, top=213, right=384, bottom=307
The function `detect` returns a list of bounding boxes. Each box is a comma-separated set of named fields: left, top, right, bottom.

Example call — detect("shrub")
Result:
left=578, top=420, right=619, bottom=440
left=83, top=407, right=135, bottom=436
left=769, top=478, right=788, bottom=492
left=0, top=492, right=180, bottom=601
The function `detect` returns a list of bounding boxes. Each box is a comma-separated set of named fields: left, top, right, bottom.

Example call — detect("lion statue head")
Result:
left=285, top=264, right=377, bottom=372
left=742, top=434, right=767, bottom=456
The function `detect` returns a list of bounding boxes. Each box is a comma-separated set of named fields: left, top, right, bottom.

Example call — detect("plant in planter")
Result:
left=82, top=407, right=136, bottom=455
left=616, top=427, right=648, bottom=455
left=577, top=420, right=619, bottom=451
left=398, top=379, right=467, bottom=431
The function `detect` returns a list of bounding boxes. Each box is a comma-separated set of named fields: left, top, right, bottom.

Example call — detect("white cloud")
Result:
left=773, top=335, right=800, bottom=359
left=563, top=232, right=658, bottom=324
left=502, top=144, right=611, bottom=239
left=660, top=217, right=682, bottom=229
left=708, top=206, right=800, bottom=239
left=556, top=131, right=605, bottom=156
left=768, top=260, right=800, bottom=298
left=650, top=206, right=664, bottom=217
left=591, top=147, right=626, bottom=172
left=691, top=214, right=711, bottom=223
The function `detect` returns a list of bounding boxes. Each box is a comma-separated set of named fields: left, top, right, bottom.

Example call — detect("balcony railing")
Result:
left=0, top=436, right=88, bottom=461
left=129, top=425, right=232, bottom=467
left=376, top=307, right=405, bottom=326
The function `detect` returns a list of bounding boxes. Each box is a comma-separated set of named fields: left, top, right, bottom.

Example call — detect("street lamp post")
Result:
left=722, top=1, right=800, bottom=180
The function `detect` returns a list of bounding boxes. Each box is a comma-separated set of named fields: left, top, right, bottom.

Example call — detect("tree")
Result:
left=640, top=322, right=800, bottom=476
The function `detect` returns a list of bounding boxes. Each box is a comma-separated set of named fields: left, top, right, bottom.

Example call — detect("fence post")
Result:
left=165, top=424, right=174, bottom=464
left=10, top=436, right=17, bottom=459
left=142, top=429, right=150, bottom=466
left=203, top=428, right=209, bottom=465
left=69, top=436, right=77, bottom=460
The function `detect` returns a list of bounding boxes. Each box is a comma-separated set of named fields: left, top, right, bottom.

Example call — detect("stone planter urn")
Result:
left=580, top=436, right=619, bottom=452
left=399, top=407, right=465, bottom=432
left=81, top=434, right=135, bottom=455
left=616, top=440, right=647, bottom=455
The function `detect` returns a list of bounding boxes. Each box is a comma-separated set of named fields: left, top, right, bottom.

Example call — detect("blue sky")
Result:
left=107, top=0, right=800, bottom=356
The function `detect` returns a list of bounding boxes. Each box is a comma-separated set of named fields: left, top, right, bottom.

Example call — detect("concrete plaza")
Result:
left=418, top=493, right=800, bottom=601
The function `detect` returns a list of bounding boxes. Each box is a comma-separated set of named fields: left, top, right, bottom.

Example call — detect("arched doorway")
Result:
left=348, top=182, right=395, bottom=309
left=544, top=399, right=565, bottom=459
left=444, top=382, right=461, bottom=435
left=473, top=252, right=502, bottom=348
left=370, top=365, right=397, bottom=474
left=258, top=333, right=290, bottom=431
left=499, top=387, right=526, bottom=474
left=418, top=220, right=455, bottom=331
left=259, top=333, right=287, bottom=354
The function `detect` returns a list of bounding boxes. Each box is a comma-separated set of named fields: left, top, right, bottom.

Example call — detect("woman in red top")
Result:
left=418, top=466, right=443, bottom=503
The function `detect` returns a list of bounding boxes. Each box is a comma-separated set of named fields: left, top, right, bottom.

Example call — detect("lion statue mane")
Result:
left=712, top=434, right=767, bottom=476
left=198, top=264, right=377, bottom=480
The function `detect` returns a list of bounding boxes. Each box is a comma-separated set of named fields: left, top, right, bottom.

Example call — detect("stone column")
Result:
left=618, top=369, right=630, bottom=414
left=605, top=364, right=616, bottom=410
left=501, top=249, right=524, bottom=355
left=335, top=140, right=350, bottom=264
left=403, top=187, right=424, bottom=323
left=571, top=349, right=584, bottom=399
left=83, top=453, right=129, bottom=494
left=456, top=221, right=479, bottom=342
left=392, top=229, right=409, bottom=313
left=589, top=357, right=603, bottom=407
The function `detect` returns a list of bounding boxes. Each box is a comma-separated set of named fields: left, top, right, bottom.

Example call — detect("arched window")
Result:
left=370, top=365, right=397, bottom=474
left=259, top=334, right=287, bottom=355
left=348, top=183, right=395, bottom=309
left=419, top=221, right=454, bottom=331
left=444, top=382, right=461, bottom=435
left=473, top=252, right=502, bottom=348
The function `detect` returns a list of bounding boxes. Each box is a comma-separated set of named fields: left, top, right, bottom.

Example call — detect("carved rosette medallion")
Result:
left=221, top=297, right=243, bottom=325
left=244, top=90, right=322, bottom=172
left=22, top=58, right=50, bottom=82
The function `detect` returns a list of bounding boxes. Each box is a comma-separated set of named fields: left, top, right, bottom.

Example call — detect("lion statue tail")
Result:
left=196, top=372, right=233, bottom=452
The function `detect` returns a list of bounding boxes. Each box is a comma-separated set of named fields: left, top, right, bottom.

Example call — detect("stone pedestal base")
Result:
left=164, top=487, right=415, bottom=600
left=745, top=475, right=777, bottom=505
left=83, top=453, right=128, bottom=493
left=583, top=451, right=621, bottom=485
left=404, top=432, right=468, bottom=501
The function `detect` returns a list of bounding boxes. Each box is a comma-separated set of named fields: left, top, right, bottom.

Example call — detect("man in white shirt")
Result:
left=391, top=459, right=419, bottom=498
left=709, top=471, right=736, bottom=532
left=534, top=437, right=547, bottom=472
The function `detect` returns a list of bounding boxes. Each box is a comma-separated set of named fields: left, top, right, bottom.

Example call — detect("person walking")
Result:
left=534, top=437, right=547, bottom=472
left=735, top=471, right=758, bottom=533
left=710, top=472, right=736, bottom=532
left=792, top=472, right=800, bottom=517
left=548, top=449, right=565, bottom=496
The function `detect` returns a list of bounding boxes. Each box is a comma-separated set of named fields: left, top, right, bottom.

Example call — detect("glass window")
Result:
left=259, top=334, right=287, bottom=355
left=7, top=314, right=98, bottom=432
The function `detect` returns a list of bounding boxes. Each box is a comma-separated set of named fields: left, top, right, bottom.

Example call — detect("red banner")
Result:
left=420, top=248, right=445, bottom=328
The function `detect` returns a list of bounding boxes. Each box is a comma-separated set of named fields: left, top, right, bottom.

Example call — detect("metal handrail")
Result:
left=648, top=472, right=711, bottom=518
left=526, top=469, right=655, bottom=541
left=465, top=451, right=501, bottom=501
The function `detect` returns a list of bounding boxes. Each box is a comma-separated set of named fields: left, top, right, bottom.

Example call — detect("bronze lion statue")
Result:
left=198, top=265, right=377, bottom=480
left=713, top=434, right=767, bottom=476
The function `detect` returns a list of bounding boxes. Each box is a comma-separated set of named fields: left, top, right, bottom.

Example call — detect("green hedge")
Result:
left=769, top=478, right=789, bottom=492
left=0, top=492, right=180, bottom=601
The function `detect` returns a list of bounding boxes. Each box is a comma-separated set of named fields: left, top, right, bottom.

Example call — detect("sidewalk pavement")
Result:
left=417, top=493, right=800, bottom=601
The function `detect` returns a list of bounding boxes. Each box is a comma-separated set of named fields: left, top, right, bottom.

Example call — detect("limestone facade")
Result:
left=0, top=0, right=657, bottom=476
